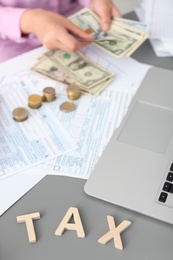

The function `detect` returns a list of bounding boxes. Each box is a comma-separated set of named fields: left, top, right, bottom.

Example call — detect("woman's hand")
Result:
left=89, top=0, right=122, bottom=31
left=20, top=9, right=94, bottom=51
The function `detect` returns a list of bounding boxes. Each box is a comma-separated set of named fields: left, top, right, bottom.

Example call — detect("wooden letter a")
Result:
left=55, top=207, right=85, bottom=238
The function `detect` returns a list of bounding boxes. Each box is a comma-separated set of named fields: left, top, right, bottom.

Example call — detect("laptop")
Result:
left=84, top=66, right=173, bottom=224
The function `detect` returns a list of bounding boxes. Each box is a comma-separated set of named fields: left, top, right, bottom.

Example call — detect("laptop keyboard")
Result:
left=158, top=163, right=173, bottom=204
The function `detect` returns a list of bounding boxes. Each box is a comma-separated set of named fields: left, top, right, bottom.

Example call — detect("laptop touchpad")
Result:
left=118, top=101, right=173, bottom=153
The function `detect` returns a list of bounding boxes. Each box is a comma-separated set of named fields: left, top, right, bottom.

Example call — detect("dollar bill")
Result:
left=112, top=21, right=148, bottom=56
left=31, top=56, right=76, bottom=86
left=44, top=50, right=113, bottom=90
left=70, top=8, right=100, bottom=36
left=70, top=8, right=148, bottom=57
left=31, top=54, right=114, bottom=96
left=94, top=25, right=139, bottom=57
left=114, top=17, right=150, bottom=33
left=82, top=77, right=113, bottom=96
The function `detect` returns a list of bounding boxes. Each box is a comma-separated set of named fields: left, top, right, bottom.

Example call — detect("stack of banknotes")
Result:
left=70, top=8, right=148, bottom=58
left=31, top=50, right=114, bottom=96
left=31, top=8, right=148, bottom=96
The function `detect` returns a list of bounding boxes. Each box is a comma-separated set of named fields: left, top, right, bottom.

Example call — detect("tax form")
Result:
left=0, top=76, right=77, bottom=179
left=31, top=45, right=150, bottom=178
left=0, top=45, right=150, bottom=215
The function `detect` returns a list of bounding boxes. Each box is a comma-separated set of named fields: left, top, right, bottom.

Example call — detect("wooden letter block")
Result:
left=98, top=215, right=131, bottom=250
left=55, top=207, right=85, bottom=238
left=17, top=212, right=40, bottom=243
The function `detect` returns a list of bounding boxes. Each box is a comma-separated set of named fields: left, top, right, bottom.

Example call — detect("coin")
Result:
left=42, top=96, right=47, bottom=102
left=28, top=94, right=42, bottom=109
left=67, top=84, right=81, bottom=100
left=12, top=107, right=28, bottom=122
left=85, top=28, right=93, bottom=34
left=43, top=87, right=56, bottom=102
left=43, top=86, right=56, bottom=95
left=59, top=101, right=76, bottom=112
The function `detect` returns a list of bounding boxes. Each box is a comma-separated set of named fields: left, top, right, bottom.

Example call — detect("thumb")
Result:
left=98, top=6, right=111, bottom=31
left=112, top=6, right=122, bottom=18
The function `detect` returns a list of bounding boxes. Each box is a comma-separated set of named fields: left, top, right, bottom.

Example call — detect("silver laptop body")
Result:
left=85, top=67, right=173, bottom=224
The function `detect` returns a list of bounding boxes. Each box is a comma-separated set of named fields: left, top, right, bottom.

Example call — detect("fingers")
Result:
left=58, top=19, right=95, bottom=50
left=111, top=6, right=122, bottom=18
left=44, top=39, right=89, bottom=52
left=89, top=0, right=122, bottom=31
left=43, top=25, right=90, bottom=52
left=98, top=5, right=122, bottom=31
left=97, top=5, right=112, bottom=31
left=56, top=25, right=92, bottom=50
left=45, top=40, right=90, bottom=52
left=34, top=12, right=94, bottom=52
left=94, top=6, right=122, bottom=31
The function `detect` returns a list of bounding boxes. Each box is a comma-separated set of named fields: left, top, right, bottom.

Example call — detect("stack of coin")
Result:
left=28, top=94, right=42, bottom=109
left=43, top=87, right=56, bottom=102
left=12, top=107, right=28, bottom=122
left=59, top=101, right=76, bottom=112
left=66, top=84, right=81, bottom=100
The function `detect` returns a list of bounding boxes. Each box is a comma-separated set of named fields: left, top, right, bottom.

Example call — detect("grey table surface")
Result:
left=1, top=12, right=173, bottom=260
left=1, top=175, right=173, bottom=260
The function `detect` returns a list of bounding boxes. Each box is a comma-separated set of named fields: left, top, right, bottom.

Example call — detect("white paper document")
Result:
left=0, top=75, right=4, bottom=83
left=32, top=45, right=151, bottom=178
left=0, top=169, right=46, bottom=216
left=0, top=44, right=150, bottom=215
left=0, top=76, right=77, bottom=179
left=0, top=45, right=150, bottom=183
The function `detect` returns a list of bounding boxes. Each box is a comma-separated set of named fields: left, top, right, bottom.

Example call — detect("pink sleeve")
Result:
left=78, top=0, right=90, bottom=7
left=0, top=5, right=29, bottom=42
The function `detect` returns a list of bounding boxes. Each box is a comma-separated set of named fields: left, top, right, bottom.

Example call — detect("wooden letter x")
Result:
left=17, top=212, right=40, bottom=243
left=55, top=207, right=85, bottom=238
left=98, top=216, right=131, bottom=250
